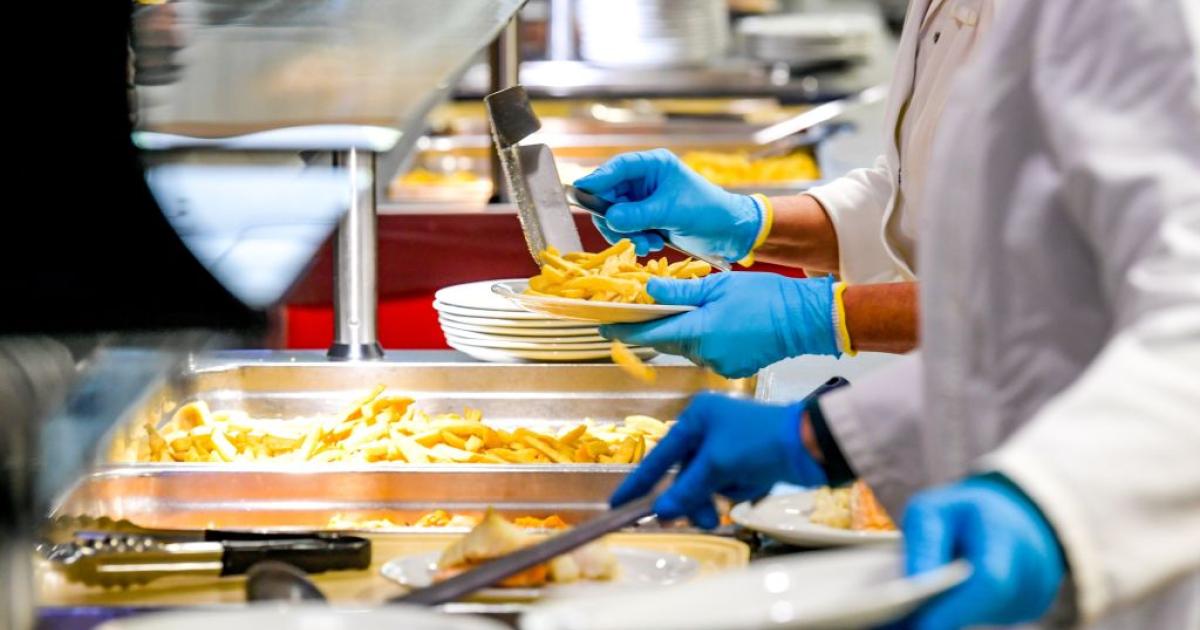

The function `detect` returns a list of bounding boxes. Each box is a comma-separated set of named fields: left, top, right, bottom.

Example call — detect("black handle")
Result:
left=219, top=533, right=371, bottom=576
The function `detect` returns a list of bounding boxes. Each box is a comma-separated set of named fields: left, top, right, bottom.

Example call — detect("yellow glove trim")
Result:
left=737, top=194, right=775, bottom=267
left=833, top=282, right=857, bottom=357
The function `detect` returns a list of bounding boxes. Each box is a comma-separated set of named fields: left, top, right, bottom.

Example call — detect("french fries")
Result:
left=123, top=388, right=672, bottom=465
left=610, top=339, right=656, bottom=384
left=681, top=150, right=820, bottom=187
left=525, top=238, right=712, bottom=304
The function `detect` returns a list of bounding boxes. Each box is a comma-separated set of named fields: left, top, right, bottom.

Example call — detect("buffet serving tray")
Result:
left=53, top=352, right=756, bottom=530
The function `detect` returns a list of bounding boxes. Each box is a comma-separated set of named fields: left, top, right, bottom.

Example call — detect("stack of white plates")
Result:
left=576, top=0, right=729, bottom=68
left=435, top=280, right=657, bottom=363
left=738, top=12, right=879, bottom=66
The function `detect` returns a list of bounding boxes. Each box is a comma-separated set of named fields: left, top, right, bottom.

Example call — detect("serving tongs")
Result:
left=484, top=85, right=730, bottom=273
left=40, top=515, right=370, bottom=588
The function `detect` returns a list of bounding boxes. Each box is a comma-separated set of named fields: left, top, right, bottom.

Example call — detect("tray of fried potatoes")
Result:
left=493, top=239, right=712, bottom=323
left=120, top=384, right=672, bottom=466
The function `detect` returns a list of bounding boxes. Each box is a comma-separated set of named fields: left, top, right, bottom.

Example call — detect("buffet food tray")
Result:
left=53, top=352, right=756, bottom=530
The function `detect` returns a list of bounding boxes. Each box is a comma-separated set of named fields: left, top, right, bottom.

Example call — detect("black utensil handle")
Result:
left=391, top=495, right=656, bottom=607
left=220, top=535, right=371, bottom=576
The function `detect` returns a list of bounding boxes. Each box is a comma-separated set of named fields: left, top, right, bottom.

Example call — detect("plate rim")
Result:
left=730, top=490, right=902, bottom=547
left=492, top=281, right=696, bottom=319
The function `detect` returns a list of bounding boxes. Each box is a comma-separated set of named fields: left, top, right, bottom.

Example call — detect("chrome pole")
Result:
left=328, top=149, right=384, bottom=360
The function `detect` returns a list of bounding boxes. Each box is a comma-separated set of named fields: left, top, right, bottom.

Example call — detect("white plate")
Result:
left=434, top=300, right=558, bottom=321
left=448, top=340, right=657, bottom=363
left=443, top=329, right=609, bottom=346
left=444, top=334, right=628, bottom=352
left=492, top=281, right=695, bottom=324
left=730, top=491, right=901, bottom=547
left=440, top=319, right=603, bottom=338
left=381, top=547, right=699, bottom=602
left=438, top=312, right=601, bottom=329
left=520, top=547, right=972, bottom=630
left=435, top=280, right=531, bottom=313
left=98, top=605, right=506, bottom=630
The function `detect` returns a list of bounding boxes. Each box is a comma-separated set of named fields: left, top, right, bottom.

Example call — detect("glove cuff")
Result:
left=778, top=401, right=828, bottom=487
left=736, top=194, right=774, bottom=267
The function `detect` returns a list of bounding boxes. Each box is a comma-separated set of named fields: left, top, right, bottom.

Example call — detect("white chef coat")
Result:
left=820, top=0, right=1200, bottom=626
left=803, top=0, right=995, bottom=283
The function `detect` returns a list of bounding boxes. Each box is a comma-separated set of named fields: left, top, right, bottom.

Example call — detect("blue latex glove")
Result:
left=901, top=475, right=1066, bottom=630
left=573, top=149, right=764, bottom=260
left=610, top=392, right=827, bottom=529
left=600, top=273, right=840, bottom=378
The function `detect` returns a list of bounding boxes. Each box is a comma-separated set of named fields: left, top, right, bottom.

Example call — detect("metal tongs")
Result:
left=40, top=515, right=370, bottom=588
left=484, top=85, right=730, bottom=272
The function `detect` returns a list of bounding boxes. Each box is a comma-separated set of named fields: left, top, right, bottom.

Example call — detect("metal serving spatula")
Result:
left=485, top=86, right=729, bottom=272
left=485, top=85, right=584, bottom=264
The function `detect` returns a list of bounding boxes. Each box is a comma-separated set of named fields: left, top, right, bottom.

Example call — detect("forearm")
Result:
left=842, top=282, right=918, bottom=354
left=756, top=194, right=840, bottom=272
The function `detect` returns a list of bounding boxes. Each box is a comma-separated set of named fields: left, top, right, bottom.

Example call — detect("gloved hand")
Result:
left=573, top=149, right=764, bottom=261
left=610, top=392, right=827, bottom=529
left=901, top=475, right=1066, bottom=630
left=600, top=273, right=840, bottom=378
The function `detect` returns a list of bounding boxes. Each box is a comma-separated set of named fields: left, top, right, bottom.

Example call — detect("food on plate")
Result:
left=326, top=510, right=570, bottom=530
left=119, top=387, right=671, bottom=465
left=611, top=339, right=657, bottom=384
left=435, top=508, right=617, bottom=587
left=525, top=238, right=712, bottom=304
left=808, top=480, right=897, bottom=532
left=681, top=150, right=820, bottom=187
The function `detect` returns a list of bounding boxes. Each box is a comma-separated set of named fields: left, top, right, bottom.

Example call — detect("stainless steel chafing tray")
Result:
left=53, top=352, right=757, bottom=531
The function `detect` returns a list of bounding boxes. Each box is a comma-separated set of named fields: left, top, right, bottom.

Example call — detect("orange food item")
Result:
left=850, top=480, right=897, bottom=532
left=514, top=515, right=570, bottom=529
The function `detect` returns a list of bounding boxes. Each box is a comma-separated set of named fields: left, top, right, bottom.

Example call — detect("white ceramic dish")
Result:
left=435, top=279, right=531, bottom=312
left=519, top=546, right=971, bottom=630
left=443, top=331, right=613, bottom=348
left=730, top=490, right=901, bottom=548
left=437, top=312, right=600, bottom=329
left=492, top=281, right=694, bottom=324
left=433, top=300, right=555, bottom=321
left=382, top=547, right=699, bottom=602
left=448, top=340, right=657, bottom=363
left=98, top=605, right=506, bottom=630
left=439, top=319, right=602, bottom=339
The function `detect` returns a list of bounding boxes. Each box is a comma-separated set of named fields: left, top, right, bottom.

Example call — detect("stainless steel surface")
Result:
left=752, top=84, right=887, bottom=147
left=44, top=536, right=225, bottom=587
left=329, top=149, right=384, bottom=361
left=565, top=186, right=731, bottom=272
left=487, top=86, right=585, bottom=261
left=392, top=494, right=656, bottom=606
left=55, top=352, right=755, bottom=531
left=547, top=0, right=576, bottom=61
left=489, top=18, right=523, bottom=203
left=131, top=0, right=525, bottom=146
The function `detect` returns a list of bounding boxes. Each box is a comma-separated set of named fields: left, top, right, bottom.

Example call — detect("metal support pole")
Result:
left=547, top=0, right=575, bottom=61
left=488, top=17, right=520, bottom=203
left=328, top=149, right=384, bottom=361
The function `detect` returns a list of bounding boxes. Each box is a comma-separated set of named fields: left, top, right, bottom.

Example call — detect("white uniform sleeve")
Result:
left=817, top=352, right=926, bottom=518
left=982, top=0, right=1200, bottom=622
left=803, top=156, right=907, bottom=284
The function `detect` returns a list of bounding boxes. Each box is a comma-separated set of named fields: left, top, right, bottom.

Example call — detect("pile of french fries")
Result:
left=123, top=384, right=671, bottom=465
left=525, top=238, right=712, bottom=304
